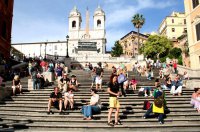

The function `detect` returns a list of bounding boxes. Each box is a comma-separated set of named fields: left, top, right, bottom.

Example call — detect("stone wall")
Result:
left=177, top=65, right=200, bottom=77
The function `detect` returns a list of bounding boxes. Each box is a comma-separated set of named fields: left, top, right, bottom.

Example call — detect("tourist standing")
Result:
left=107, top=75, right=122, bottom=126
left=95, top=63, right=104, bottom=91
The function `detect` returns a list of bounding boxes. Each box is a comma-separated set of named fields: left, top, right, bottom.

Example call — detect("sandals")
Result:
left=114, top=121, right=122, bottom=125
left=47, top=110, right=54, bottom=115
left=107, top=122, right=114, bottom=127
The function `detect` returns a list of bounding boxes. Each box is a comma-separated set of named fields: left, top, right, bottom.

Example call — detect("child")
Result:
left=130, top=77, right=138, bottom=91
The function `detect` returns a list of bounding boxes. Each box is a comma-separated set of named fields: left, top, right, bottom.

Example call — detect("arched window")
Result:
left=97, top=20, right=101, bottom=27
left=72, top=21, right=76, bottom=28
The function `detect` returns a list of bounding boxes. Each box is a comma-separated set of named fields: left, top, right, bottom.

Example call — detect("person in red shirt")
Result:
left=173, top=61, right=177, bottom=74
left=40, top=60, right=47, bottom=72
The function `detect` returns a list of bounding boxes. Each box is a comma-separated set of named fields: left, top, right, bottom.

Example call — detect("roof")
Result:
left=120, top=31, right=149, bottom=40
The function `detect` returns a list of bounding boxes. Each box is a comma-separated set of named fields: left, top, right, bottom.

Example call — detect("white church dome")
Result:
left=69, top=6, right=81, bottom=17
left=94, top=5, right=105, bottom=16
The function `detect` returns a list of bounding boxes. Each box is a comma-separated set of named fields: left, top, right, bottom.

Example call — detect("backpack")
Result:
left=143, top=100, right=151, bottom=110
left=154, top=94, right=164, bottom=108
left=118, top=74, right=127, bottom=84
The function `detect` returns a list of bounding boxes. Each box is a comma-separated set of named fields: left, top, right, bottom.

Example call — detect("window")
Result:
left=72, top=21, right=76, bottom=28
left=55, top=45, right=57, bottom=50
left=97, top=20, right=101, bottom=27
left=2, top=21, right=7, bottom=39
left=196, top=23, right=200, bottom=41
left=184, top=28, right=187, bottom=33
left=184, top=19, right=186, bottom=24
left=172, top=19, right=174, bottom=23
left=172, top=28, right=175, bottom=32
left=192, top=0, right=199, bottom=9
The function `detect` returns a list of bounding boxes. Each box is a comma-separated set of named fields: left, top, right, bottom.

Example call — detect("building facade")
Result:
left=68, top=6, right=106, bottom=56
left=158, top=12, right=187, bottom=40
left=184, top=0, right=200, bottom=69
left=12, top=6, right=107, bottom=58
left=119, top=31, right=148, bottom=57
left=0, top=0, right=14, bottom=59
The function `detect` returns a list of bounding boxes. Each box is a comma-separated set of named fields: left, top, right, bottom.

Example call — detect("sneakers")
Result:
left=145, top=94, right=148, bottom=97
left=159, top=121, right=164, bottom=124
left=150, top=93, right=153, bottom=97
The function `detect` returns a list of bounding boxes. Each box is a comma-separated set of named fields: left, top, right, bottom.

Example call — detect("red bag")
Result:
left=143, top=100, right=151, bottom=110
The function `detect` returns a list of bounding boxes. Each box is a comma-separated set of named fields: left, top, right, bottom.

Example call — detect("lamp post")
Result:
left=44, top=42, right=47, bottom=59
left=66, top=35, right=69, bottom=58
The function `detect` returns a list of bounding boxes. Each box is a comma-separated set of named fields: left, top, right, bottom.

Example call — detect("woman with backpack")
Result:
left=143, top=86, right=166, bottom=124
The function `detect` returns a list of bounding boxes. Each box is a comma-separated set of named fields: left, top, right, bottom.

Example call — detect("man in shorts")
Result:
left=47, top=87, right=63, bottom=114
left=95, top=63, right=104, bottom=91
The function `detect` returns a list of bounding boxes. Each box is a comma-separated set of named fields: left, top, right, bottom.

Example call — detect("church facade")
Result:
left=68, top=6, right=106, bottom=56
left=12, top=6, right=107, bottom=58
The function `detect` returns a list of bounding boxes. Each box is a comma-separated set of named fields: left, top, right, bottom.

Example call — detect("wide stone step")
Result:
left=3, top=116, right=200, bottom=123
left=0, top=104, right=194, bottom=109
left=0, top=107, right=196, bottom=113
left=1, top=101, right=192, bottom=107
left=1, top=99, right=192, bottom=105
left=19, top=121, right=200, bottom=129
left=0, top=111, right=199, bottom=118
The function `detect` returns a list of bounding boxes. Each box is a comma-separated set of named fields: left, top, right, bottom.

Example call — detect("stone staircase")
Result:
left=0, top=70, right=200, bottom=131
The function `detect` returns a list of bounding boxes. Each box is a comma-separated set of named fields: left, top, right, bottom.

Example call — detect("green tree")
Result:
left=131, top=13, right=145, bottom=53
left=142, top=35, right=172, bottom=59
left=169, top=47, right=182, bottom=59
left=111, top=41, right=123, bottom=57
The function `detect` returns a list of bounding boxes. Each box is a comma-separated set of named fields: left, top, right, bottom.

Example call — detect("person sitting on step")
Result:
left=12, top=75, right=22, bottom=95
left=143, top=85, right=166, bottom=124
left=170, top=76, right=182, bottom=96
left=64, top=88, right=74, bottom=110
left=190, top=88, right=200, bottom=113
left=130, top=77, right=138, bottom=92
left=69, top=75, right=79, bottom=91
left=59, top=73, right=70, bottom=92
left=47, top=87, right=63, bottom=115
left=82, top=88, right=101, bottom=120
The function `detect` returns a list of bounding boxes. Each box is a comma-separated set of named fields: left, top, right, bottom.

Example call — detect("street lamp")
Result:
left=44, top=42, right=47, bottom=59
left=66, top=35, right=69, bottom=58
left=40, top=44, right=42, bottom=57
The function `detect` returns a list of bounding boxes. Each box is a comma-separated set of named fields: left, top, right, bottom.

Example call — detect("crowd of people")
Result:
left=5, top=58, right=199, bottom=126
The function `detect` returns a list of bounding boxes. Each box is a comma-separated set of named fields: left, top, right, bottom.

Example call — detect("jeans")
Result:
left=144, top=105, right=164, bottom=123
left=33, top=79, right=38, bottom=90
left=119, top=83, right=126, bottom=96
left=82, top=105, right=100, bottom=118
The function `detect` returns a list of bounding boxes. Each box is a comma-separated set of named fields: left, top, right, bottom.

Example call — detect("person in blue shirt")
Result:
left=170, top=76, right=182, bottom=96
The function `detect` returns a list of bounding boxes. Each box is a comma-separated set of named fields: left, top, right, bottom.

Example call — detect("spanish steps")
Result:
left=0, top=69, right=199, bottom=131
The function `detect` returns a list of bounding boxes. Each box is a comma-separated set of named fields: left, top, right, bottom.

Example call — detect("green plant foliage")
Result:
left=131, top=13, right=145, bottom=54
left=111, top=41, right=123, bottom=57
left=178, top=55, right=183, bottom=65
left=142, top=35, right=172, bottom=59
left=169, top=47, right=182, bottom=59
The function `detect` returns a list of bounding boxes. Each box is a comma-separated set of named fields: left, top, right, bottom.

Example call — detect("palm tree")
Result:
left=131, top=14, right=145, bottom=54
